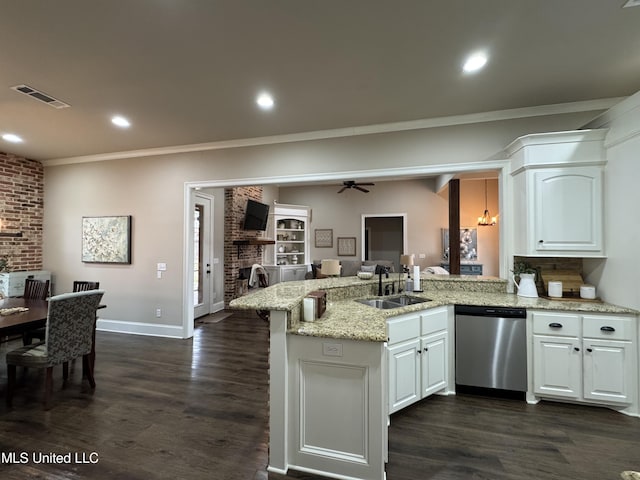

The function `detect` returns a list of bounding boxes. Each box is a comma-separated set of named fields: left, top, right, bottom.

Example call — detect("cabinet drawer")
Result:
left=387, top=315, right=420, bottom=345
left=532, top=311, right=580, bottom=336
left=420, top=308, right=448, bottom=336
left=583, top=315, right=635, bottom=341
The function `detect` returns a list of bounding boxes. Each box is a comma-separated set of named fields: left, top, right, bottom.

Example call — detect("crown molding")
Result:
left=41, top=97, right=623, bottom=167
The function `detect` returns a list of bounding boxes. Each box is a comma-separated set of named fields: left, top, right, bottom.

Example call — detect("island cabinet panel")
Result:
left=287, top=335, right=386, bottom=480
left=531, top=310, right=638, bottom=412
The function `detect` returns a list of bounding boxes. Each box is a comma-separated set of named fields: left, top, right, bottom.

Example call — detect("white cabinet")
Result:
left=264, top=203, right=310, bottom=283
left=0, top=270, right=51, bottom=297
left=419, top=308, right=448, bottom=398
left=509, top=129, right=606, bottom=257
left=513, top=166, right=604, bottom=256
left=264, top=265, right=308, bottom=285
left=532, top=311, right=637, bottom=408
left=387, top=314, right=420, bottom=413
left=387, top=306, right=449, bottom=414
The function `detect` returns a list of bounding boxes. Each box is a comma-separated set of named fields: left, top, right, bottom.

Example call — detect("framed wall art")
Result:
left=337, top=236, right=356, bottom=256
left=314, top=228, right=333, bottom=248
left=82, top=215, right=132, bottom=264
left=441, top=227, right=477, bottom=261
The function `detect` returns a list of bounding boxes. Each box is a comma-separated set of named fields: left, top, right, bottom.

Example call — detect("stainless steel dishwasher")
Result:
left=455, top=305, right=527, bottom=393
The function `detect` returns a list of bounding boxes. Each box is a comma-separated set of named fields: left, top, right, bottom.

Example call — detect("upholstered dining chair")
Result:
left=23, top=280, right=100, bottom=345
left=6, top=289, right=105, bottom=409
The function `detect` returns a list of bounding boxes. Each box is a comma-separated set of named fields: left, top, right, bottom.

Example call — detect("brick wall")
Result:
left=224, top=186, right=265, bottom=306
left=0, top=152, right=44, bottom=272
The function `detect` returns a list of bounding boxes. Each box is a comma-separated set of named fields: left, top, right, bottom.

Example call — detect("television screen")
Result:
left=242, top=199, right=270, bottom=231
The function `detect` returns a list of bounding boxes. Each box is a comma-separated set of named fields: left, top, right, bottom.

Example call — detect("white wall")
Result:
left=42, top=109, right=605, bottom=336
left=584, top=92, right=640, bottom=310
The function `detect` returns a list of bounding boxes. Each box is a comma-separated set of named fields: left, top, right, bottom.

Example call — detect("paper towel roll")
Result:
left=413, top=265, right=421, bottom=291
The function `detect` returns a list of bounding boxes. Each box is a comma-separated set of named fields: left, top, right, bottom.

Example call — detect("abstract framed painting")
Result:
left=82, top=215, right=132, bottom=264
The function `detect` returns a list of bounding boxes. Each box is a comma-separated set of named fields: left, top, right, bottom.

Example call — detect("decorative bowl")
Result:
left=357, top=271, right=374, bottom=280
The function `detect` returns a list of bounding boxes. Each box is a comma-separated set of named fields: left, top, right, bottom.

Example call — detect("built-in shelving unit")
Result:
left=264, top=203, right=310, bottom=284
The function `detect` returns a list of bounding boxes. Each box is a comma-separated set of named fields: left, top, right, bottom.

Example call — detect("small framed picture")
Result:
left=315, top=229, right=333, bottom=248
left=337, top=236, right=356, bottom=256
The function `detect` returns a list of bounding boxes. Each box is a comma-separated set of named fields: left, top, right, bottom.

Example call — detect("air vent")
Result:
left=11, top=84, right=70, bottom=109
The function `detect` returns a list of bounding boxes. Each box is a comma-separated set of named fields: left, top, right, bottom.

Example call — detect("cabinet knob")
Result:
left=417, top=349, right=421, bottom=355
left=549, top=322, right=563, bottom=329
left=600, top=326, right=615, bottom=332
left=424, top=347, right=429, bottom=352
left=538, top=240, right=544, bottom=244
left=573, top=347, right=580, bottom=352
left=586, top=348, right=593, bottom=353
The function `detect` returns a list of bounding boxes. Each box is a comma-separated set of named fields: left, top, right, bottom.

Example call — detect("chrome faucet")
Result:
left=378, top=266, right=390, bottom=296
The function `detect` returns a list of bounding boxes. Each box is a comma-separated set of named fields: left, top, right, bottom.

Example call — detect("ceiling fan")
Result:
left=338, top=180, right=375, bottom=193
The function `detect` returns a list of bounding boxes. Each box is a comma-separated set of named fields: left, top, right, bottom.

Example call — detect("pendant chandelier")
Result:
left=477, top=179, right=497, bottom=226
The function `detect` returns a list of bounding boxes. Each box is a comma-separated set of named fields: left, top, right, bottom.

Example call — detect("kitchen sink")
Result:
left=355, top=295, right=431, bottom=309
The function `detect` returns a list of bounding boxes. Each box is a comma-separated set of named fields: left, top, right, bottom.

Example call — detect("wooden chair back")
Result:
left=23, top=278, right=50, bottom=300
left=73, top=281, right=100, bottom=292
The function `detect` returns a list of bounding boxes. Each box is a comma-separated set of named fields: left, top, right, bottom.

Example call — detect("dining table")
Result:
left=0, top=297, right=48, bottom=337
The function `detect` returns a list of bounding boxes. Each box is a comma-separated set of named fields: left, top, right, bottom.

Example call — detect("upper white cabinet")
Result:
left=508, top=129, right=607, bottom=257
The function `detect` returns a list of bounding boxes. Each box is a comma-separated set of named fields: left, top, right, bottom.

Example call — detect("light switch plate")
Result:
left=157, top=262, right=167, bottom=271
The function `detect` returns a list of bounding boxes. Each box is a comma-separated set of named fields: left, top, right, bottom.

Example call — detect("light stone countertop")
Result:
left=229, top=274, right=638, bottom=342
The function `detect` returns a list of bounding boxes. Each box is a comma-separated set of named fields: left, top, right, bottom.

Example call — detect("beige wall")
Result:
left=276, top=178, right=500, bottom=276
left=42, top=109, right=605, bottom=336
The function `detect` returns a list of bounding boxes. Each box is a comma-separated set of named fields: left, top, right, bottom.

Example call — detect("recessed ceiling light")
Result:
left=111, top=115, right=131, bottom=128
left=256, top=92, right=275, bottom=110
left=462, top=52, right=488, bottom=73
left=2, top=133, right=23, bottom=143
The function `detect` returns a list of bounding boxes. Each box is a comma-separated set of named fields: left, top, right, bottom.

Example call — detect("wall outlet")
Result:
left=419, top=253, right=426, bottom=259
left=156, top=308, right=162, bottom=318
left=322, top=343, right=343, bottom=357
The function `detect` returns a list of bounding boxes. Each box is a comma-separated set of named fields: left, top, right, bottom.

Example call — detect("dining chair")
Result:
left=6, top=289, right=105, bottom=409
left=73, top=281, right=100, bottom=292
left=21, top=279, right=50, bottom=345
left=23, top=278, right=49, bottom=300
left=23, top=280, right=100, bottom=345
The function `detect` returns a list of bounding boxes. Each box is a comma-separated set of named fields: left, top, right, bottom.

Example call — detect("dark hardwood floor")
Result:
left=0, top=310, right=638, bottom=479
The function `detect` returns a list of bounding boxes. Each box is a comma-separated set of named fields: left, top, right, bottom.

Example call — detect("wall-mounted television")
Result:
left=242, top=199, right=270, bottom=231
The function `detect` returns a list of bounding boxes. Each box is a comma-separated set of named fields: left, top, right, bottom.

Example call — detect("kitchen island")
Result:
left=230, top=274, right=638, bottom=480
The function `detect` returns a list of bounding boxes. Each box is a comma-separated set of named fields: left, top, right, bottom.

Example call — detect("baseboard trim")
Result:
left=97, top=318, right=185, bottom=339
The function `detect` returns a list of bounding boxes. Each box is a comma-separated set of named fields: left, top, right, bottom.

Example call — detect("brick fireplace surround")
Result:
left=223, top=186, right=268, bottom=307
